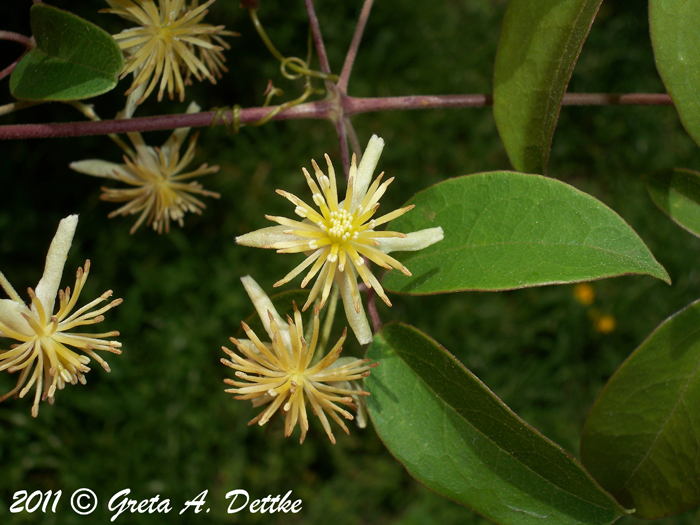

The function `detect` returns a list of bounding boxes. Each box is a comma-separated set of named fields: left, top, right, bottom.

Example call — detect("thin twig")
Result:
left=0, top=100, right=333, bottom=140
left=0, top=93, right=673, bottom=140
left=67, top=101, right=135, bottom=156
left=561, top=93, right=672, bottom=105
left=0, top=57, right=22, bottom=82
left=344, top=117, right=362, bottom=158
left=0, top=100, right=42, bottom=117
left=303, top=0, right=331, bottom=75
left=338, top=0, right=375, bottom=94
left=342, top=93, right=673, bottom=115
left=366, top=286, right=382, bottom=335
left=0, top=33, right=35, bottom=81
left=345, top=94, right=493, bottom=115
left=0, top=31, right=34, bottom=48
left=303, top=0, right=348, bottom=180
left=334, top=118, right=351, bottom=179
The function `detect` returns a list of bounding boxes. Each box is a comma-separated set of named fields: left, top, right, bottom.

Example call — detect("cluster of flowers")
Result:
left=227, top=134, right=442, bottom=442
left=0, top=1, right=443, bottom=443
left=72, top=0, right=236, bottom=235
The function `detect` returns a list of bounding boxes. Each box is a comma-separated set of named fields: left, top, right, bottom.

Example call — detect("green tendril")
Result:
left=248, top=8, right=338, bottom=83
left=263, top=83, right=284, bottom=107
left=210, top=10, right=332, bottom=136
left=210, top=105, right=242, bottom=135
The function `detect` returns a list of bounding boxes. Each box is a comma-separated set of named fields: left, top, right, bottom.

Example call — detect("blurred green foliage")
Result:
left=0, top=1, right=700, bottom=524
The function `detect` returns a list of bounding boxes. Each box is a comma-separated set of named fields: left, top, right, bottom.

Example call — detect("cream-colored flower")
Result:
left=102, top=0, right=237, bottom=103
left=236, top=135, right=444, bottom=344
left=0, top=216, right=122, bottom=417
left=221, top=276, right=376, bottom=444
left=69, top=102, right=220, bottom=234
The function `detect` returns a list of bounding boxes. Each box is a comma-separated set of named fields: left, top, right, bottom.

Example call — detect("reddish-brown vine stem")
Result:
left=303, top=0, right=331, bottom=76
left=0, top=32, right=35, bottom=82
left=0, top=93, right=673, bottom=140
left=366, top=285, right=383, bottom=335
left=338, top=0, right=375, bottom=94
left=0, top=31, right=34, bottom=48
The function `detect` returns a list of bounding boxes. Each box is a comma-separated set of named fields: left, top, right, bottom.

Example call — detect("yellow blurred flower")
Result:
left=221, top=277, right=376, bottom=444
left=236, top=135, right=444, bottom=344
left=0, top=216, right=122, bottom=417
left=103, top=0, right=237, bottom=103
left=589, top=309, right=617, bottom=334
left=70, top=102, right=220, bottom=234
left=573, top=283, right=595, bottom=306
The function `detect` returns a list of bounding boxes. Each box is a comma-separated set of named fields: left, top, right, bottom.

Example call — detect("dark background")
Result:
left=0, top=1, right=699, bottom=523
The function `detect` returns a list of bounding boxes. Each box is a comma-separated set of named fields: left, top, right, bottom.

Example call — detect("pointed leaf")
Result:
left=366, top=323, right=629, bottom=525
left=10, top=4, right=123, bottom=101
left=650, top=0, right=700, bottom=148
left=644, top=168, right=700, bottom=238
left=382, top=172, right=670, bottom=294
left=581, top=299, right=700, bottom=519
left=493, top=0, right=603, bottom=174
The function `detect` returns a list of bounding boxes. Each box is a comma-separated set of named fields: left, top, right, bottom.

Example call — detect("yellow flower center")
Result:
left=327, top=210, right=359, bottom=243
left=20, top=304, right=88, bottom=382
left=156, top=24, right=175, bottom=43
left=290, top=371, right=305, bottom=387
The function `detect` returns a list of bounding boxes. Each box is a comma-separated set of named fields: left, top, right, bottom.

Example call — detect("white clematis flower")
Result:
left=0, top=215, right=122, bottom=417
left=69, top=101, right=220, bottom=234
left=236, top=135, right=444, bottom=344
left=102, top=0, right=237, bottom=104
left=221, top=276, right=376, bottom=444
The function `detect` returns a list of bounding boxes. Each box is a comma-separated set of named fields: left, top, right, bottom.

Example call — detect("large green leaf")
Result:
left=10, top=4, right=123, bottom=101
left=383, top=172, right=670, bottom=294
left=644, top=168, right=700, bottom=238
left=366, top=323, right=629, bottom=525
left=650, top=0, right=700, bottom=148
left=581, top=299, right=700, bottom=518
left=493, top=0, right=603, bottom=174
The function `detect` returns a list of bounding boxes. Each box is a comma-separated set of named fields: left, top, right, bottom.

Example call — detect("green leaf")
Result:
left=366, top=323, right=628, bottom=525
left=644, top=168, right=700, bottom=238
left=580, top=299, right=700, bottom=518
left=493, top=0, right=603, bottom=174
left=382, top=172, right=670, bottom=294
left=10, top=4, right=123, bottom=101
left=650, top=0, right=700, bottom=148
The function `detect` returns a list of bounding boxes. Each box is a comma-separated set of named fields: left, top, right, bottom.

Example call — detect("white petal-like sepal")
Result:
left=236, top=225, right=299, bottom=248
left=120, top=81, right=147, bottom=120
left=69, top=160, right=131, bottom=181
left=337, top=268, right=372, bottom=345
left=240, top=276, right=292, bottom=350
left=34, top=215, right=78, bottom=316
left=352, top=134, right=385, bottom=210
left=0, top=299, right=32, bottom=337
left=378, top=227, right=444, bottom=254
left=235, top=338, right=262, bottom=355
